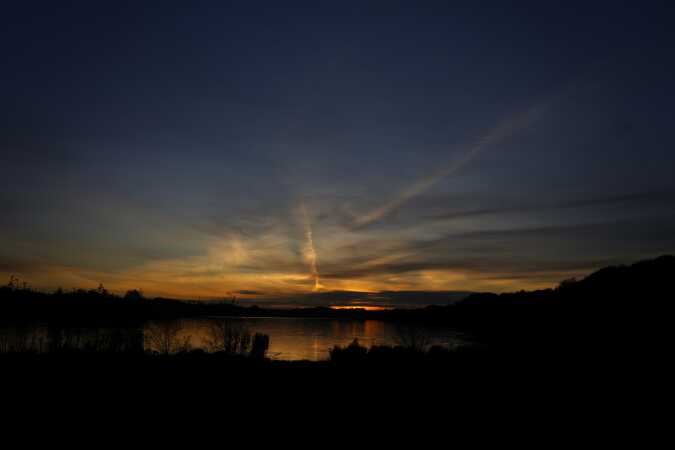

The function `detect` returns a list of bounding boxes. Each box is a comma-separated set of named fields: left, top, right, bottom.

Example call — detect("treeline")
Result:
left=0, top=280, right=249, bottom=324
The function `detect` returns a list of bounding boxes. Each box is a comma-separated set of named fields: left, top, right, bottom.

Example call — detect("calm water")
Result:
left=0, top=317, right=467, bottom=361
left=170, top=317, right=467, bottom=361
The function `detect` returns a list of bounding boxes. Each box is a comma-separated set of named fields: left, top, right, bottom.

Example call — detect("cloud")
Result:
left=303, top=216, right=675, bottom=291
left=429, top=189, right=675, bottom=222
left=298, top=202, right=323, bottom=291
left=350, top=103, right=548, bottom=229
left=233, top=290, right=264, bottom=295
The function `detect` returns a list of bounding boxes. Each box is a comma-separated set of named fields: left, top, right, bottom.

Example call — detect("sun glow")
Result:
left=330, top=305, right=391, bottom=311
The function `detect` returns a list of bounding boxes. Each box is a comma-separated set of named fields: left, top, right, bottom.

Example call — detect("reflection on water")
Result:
left=170, top=317, right=465, bottom=361
left=0, top=322, right=144, bottom=353
left=1, top=318, right=466, bottom=361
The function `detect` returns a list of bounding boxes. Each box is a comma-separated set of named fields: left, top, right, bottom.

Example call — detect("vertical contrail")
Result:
left=351, top=103, right=548, bottom=228
left=299, top=203, right=323, bottom=291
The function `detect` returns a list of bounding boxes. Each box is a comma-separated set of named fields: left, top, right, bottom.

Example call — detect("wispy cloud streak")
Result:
left=298, top=203, right=323, bottom=291
left=430, top=189, right=675, bottom=221
left=351, top=104, right=548, bottom=228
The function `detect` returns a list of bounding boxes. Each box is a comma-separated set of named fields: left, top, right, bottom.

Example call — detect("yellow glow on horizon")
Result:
left=0, top=262, right=571, bottom=300
left=330, top=305, right=391, bottom=311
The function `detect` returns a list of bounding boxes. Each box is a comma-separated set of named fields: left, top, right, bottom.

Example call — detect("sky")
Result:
left=1, top=1, right=674, bottom=306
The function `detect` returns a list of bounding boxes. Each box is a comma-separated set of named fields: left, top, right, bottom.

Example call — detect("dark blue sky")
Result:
left=2, top=1, right=674, bottom=302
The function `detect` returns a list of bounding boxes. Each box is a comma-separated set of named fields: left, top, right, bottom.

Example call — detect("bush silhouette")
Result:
left=204, top=319, right=270, bottom=359
left=144, top=320, right=191, bottom=354
left=250, top=333, right=270, bottom=360
left=124, top=289, right=144, bottom=301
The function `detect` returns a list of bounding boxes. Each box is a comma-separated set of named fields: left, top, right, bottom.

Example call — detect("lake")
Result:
left=162, top=317, right=468, bottom=360
left=0, top=317, right=468, bottom=361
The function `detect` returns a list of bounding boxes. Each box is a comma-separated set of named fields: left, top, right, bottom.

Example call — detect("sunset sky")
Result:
left=1, top=2, right=674, bottom=306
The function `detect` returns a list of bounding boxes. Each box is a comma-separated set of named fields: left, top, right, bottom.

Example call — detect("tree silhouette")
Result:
left=124, top=289, right=144, bottom=301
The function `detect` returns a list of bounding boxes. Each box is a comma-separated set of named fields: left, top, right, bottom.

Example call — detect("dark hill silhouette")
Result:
left=432, top=255, right=675, bottom=359
left=454, top=254, right=674, bottom=314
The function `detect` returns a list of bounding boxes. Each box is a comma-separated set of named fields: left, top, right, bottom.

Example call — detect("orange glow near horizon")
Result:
left=330, top=305, right=391, bottom=311
left=0, top=262, right=571, bottom=301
